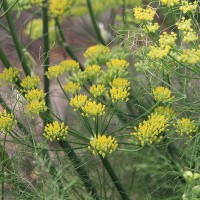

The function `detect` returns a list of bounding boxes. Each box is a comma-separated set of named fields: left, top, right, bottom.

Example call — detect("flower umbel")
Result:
left=131, top=113, right=169, bottom=146
left=133, top=7, right=156, bottom=21
left=59, top=60, right=80, bottom=72
left=0, top=110, right=17, bottom=132
left=20, top=75, right=41, bottom=91
left=64, top=82, right=81, bottom=94
left=70, top=94, right=88, bottom=111
left=90, top=84, right=106, bottom=98
left=88, top=135, right=118, bottom=158
left=152, top=86, right=174, bottom=102
left=43, top=121, right=68, bottom=141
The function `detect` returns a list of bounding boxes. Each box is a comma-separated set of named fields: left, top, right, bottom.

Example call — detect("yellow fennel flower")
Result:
left=0, top=67, right=20, bottom=86
left=0, top=110, right=17, bottom=132
left=160, top=0, right=180, bottom=6
left=110, top=87, right=130, bottom=102
left=183, top=29, right=198, bottom=43
left=25, top=99, right=47, bottom=117
left=178, top=48, right=200, bottom=64
left=20, top=75, right=41, bottom=91
left=90, top=84, right=106, bottom=98
left=176, top=17, right=192, bottom=31
left=49, top=0, right=71, bottom=16
left=131, top=113, right=169, bottom=146
left=146, top=22, right=159, bottom=33
left=107, top=59, right=129, bottom=71
left=31, top=0, right=42, bottom=5
left=82, top=100, right=105, bottom=118
left=25, top=89, right=46, bottom=102
left=84, top=45, right=110, bottom=65
left=59, top=60, right=80, bottom=72
left=83, top=65, right=102, bottom=81
left=159, top=32, right=177, bottom=48
left=111, top=77, right=130, bottom=89
left=154, top=106, right=176, bottom=119
left=148, top=45, right=171, bottom=59
left=45, top=65, right=65, bottom=79
left=152, top=86, right=174, bottom=103
left=43, top=121, right=68, bottom=141
left=133, top=7, right=156, bottom=21
left=174, top=118, right=197, bottom=136
left=64, top=82, right=81, bottom=94
left=88, top=135, right=118, bottom=158
left=180, top=1, right=197, bottom=13
left=70, top=94, right=88, bottom=110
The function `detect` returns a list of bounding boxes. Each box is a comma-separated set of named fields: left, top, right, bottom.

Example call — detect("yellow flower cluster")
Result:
left=176, top=17, right=192, bottom=31
left=83, top=65, right=102, bottom=80
left=64, top=82, right=81, bottom=94
left=45, top=65, right=65, bottom=79
left=174, top=118, right=197, bottom=136
left=178, top=48, right=200, bottom=64
left=180, top=1, right=197, bottom=13
left=107, top=59, right=129, bottom=71
left=20, top=75, right=41, bottom=91
left=159, top=32, right=177, bottom=47
left=49, top=0, right=71, bottom=16
left=154, top=106, right=176, bottom=119
left=25, top=89, right=47, bottom=116
left=152, top=86, right=174, bottom=103
left=0, top=67, right=20, bottom=86
left=59, top=60, right=80, bottom=72
left=90, top=84, right=106, bottom=98
left=84, top=45, right=110, bottom=65
left=88, top=135, right=118, bottom=158
left=146, top=22, right=159, bottom=33
left=131, top=113, right=169, bottom=146
left=70, top=94, right=88, bottom=110
left=109, top=78, right=130, bottom=102
left=31, top=0, right=42, bottom=5
left=133, top=7, right=156, bottom=21
left=0, top=110, right=17, bottom=132
left=148, top=45, right=171, bottom=59
left=43, top=121, right=68, bottom=141
left=160, top=0, right=180, bottom=6
left=82, top=100, right=105, bottom=118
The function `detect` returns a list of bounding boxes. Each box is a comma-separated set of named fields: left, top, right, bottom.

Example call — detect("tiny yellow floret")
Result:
left=88, top=135, right=118, bottom=158
left=43, top=121, right=68, bottom=141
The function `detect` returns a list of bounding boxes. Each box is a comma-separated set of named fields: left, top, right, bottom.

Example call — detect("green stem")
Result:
left=2, top=0, right=31, bottom=76
left=0, top=47, right=11, bottom=68
left=54, top=17, right=85, bottom=71
left=60, top=141, right=99, bottom=200
left=42, top=0, right=51, bottom=113
left=100, top=156, right=130, bottom=200
left=86, top=0, right=105, bottom=45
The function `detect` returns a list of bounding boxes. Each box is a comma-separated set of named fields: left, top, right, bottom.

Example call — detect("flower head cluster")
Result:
left=31, top=0, right=42, bottom=5
left=70, top=94, right=88, bottom=110
left=45, top=65, right=65, bottom=79
left=133, top=7, right=156, bottom=21
left=82, top=100, right=105, bottom=118
left=0, top=67, right=20, bottom=86
left=178, top=48, right=200, bottom=64
left=146, top=22, right=159, bottom=33
left=174, top=118, right=197, bottom=136
left=43, top=121, right=68, bottom=141
left=131, top=113, right=170, bottom=146
left=160, top=0, right=180, bottom=6
left=49, top=0, right=71, bottom=16
left=59, top=60, right=80, bottom=72
left=109, top=78, right=130, bottom=102
left=88, top=135, right=118, bottom=158
left=64, top=82, right=81, bottom=94
left=90, top=84, right=106, bottom=98
left=0, top=110, right=17, bottom=132
left=84, top=45, right=110, bottom=65
left=148, top=45, right=171, bottom=59
left=154, top=106, right=176, bottom=119
left=20, top=75, right=41, bottom=91
left=180, top=1, right=197, bottom=13
left=176, top=17, right=192, bottom=31
left=83, top=65, right=102, bottom=81
left=152, top=86, right=174, bottom=102
left=159, top=32, right=177, bottom=47
left=25, top=89, right=47, bottom=116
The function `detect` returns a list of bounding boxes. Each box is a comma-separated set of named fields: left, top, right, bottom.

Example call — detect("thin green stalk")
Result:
left=54, top=17, right=85, bottom=71
left=100, top=156, right=130, bottom=200
left=42, top=0, right=51, bottom=113
left=0, top=47, right=11, bottom=68
left=2, top=0, right=31, bottom=76
left=60, top=141, right=99, bottom=200
left=86, top=0, right=105, bottom=45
